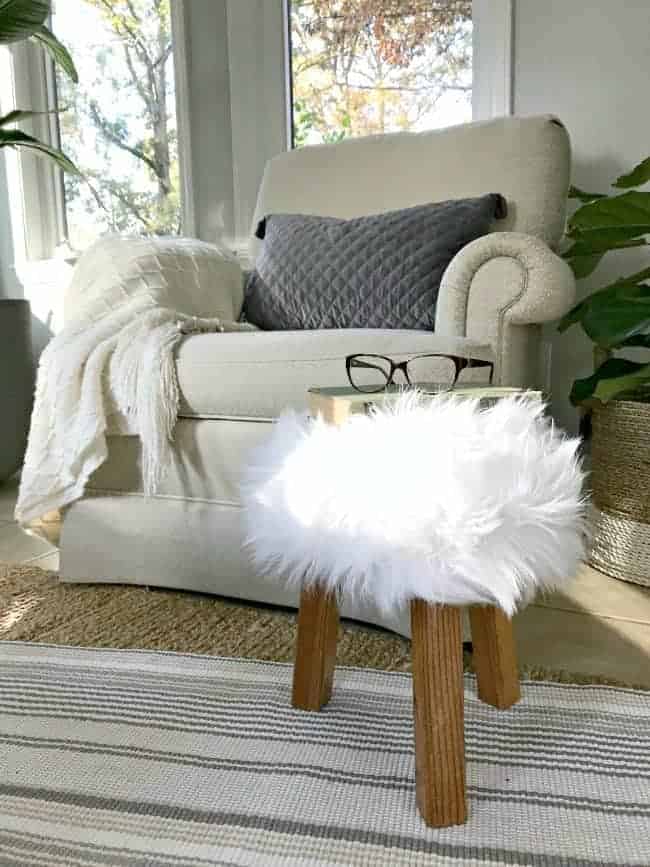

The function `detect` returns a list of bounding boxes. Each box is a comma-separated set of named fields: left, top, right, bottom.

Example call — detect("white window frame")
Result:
left=472, top=0, right=514, bottom=120
left=0, top=40, right=74, bottom=328
left=225, top=0, right=289, bottom=254
left=169, top=0, right=196, bottom=238
left=1, top=39, right=65, bottom=263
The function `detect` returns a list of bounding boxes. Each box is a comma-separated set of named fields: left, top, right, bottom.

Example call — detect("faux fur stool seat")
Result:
left=243, top=393, right=586, bottom=828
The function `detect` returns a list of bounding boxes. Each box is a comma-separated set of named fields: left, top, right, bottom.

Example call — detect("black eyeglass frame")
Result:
left=345, top=353, right=495, bottom=394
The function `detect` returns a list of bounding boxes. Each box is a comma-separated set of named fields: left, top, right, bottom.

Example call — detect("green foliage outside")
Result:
left=559, top=160, right=650, bottom=405
left=289, top=0, right=472, bottom=147
left=56, top=0, right=179, bottom=244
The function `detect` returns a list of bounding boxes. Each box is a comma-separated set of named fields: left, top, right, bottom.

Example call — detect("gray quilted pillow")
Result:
left=242, top=194, right=506, bottom=331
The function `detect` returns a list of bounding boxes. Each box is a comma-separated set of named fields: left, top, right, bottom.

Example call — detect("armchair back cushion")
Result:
left=251, top=115, right=570, bottom=261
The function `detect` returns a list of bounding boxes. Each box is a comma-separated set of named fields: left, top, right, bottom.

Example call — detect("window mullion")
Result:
left=226, top=0, right=288, bottom=255
left=10, top=39, right=63, bottom=261
left=170, top=0, right=196, bottom=238
left=472, top=0, right=513, bottom=120
left=44, top=46, right=69, bottom=251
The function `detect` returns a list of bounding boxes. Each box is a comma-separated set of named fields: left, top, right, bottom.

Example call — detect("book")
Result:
left=308, top=384, right=542, bottom=426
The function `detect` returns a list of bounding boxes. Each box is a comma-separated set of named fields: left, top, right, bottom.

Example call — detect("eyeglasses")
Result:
left=345, top=353, right=494, bottom=394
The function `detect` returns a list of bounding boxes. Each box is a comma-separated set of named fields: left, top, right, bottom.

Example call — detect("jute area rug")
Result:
left=0, top=563, right=639, bottom=687
left=1, top=562, right=412, bottom=670
left=3, top=640, right=649, bottom=866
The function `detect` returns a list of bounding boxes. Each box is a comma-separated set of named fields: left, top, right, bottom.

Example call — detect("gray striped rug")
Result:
left=1, top=642, right=648, bottom=867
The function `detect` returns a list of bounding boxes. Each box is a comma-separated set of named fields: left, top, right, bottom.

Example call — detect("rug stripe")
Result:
left=7, top=709, right=650, bottom=784
left=5, top=642, right=650, bottom=705
left=5, top=678, right=648, bottom=747
left=9, top=690, right=649, bottom=761
left=4, top=665, right=649, bottom=741
left=1, top=789, right=646, bottom=867
left=0, top=829, right=234, bottom=867
left=5, top=696, right=649, bottom=776
left=6, top=713, right=649, bottom=786
left=3, top=675, right=649, bottom=747
left=4, top=657, right=650, bottom=715
left=4, top=734, right=650, bottom=815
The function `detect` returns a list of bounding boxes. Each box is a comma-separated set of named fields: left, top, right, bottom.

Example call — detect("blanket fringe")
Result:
left=112, top=312, right=226, bottom=495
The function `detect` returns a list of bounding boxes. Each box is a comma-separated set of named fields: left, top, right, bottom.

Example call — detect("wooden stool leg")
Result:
left=292, top=585, right=339, bottom=711
left=410, top=601, right=466, bottom=828
left=469, top=605, right=520, bottom=709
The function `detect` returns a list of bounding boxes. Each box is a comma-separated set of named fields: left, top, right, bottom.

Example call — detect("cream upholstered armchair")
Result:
left=60, top=114, right=575, bottom=638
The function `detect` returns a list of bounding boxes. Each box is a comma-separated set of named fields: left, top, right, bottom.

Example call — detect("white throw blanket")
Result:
left=16, top=236, right=253, bottom=524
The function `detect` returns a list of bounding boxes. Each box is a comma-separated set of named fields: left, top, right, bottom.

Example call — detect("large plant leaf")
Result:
left=0, top=107, right=59, bottom=126
left=32, top=24, right=77, bottom=82
left=562, top=237, right=647, bottom=279
left=612, top=265, right=650, bottom=284
left=579, top=283, right=650, bottom=348
left=568, top=184, right=606, bottom=202
left=613, top=156, right=650, bottom=189
left=558, top=273, right=650, bottom=333
left=0, top=0, right=49, bottom=44
left=569, top=191, right=650, bottom=237
left=594, top=365, right=650, bottom=403
left=0, top=127, right=78, bottom=174
left=619, top=333, right=650, bottom=348
left=563, top=250, right=606, bottom=279
left=565, top=225, right=649, bottom=244
left=571, top=358, right=650, bottom=405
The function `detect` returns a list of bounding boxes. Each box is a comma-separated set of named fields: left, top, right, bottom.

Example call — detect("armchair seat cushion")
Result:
left=175, top=329, right=494, bottom=420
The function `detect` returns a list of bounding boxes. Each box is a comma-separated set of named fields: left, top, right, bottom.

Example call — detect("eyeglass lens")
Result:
left=347, top=355, right=393, bottom=392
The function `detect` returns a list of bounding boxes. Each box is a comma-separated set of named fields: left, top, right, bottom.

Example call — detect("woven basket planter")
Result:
left=589, top=400, right=650, bottom=587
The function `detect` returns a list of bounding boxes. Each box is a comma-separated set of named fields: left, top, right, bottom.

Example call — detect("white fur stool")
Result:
left=243, top=393, right=586, bottom=828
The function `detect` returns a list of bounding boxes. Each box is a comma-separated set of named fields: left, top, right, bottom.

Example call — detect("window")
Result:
left=287, top=0, right=473, bottom=147
left=52, top=0, right=181, bottom=250
left=1, top=0, right=510, bottom=278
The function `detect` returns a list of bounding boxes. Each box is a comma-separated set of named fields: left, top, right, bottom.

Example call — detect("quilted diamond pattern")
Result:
left=243, top=194, right=505, bottom=330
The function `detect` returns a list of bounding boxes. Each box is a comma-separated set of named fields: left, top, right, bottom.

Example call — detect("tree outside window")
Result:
left=289, top=0, right=472, bottom=147
left=54, top=0, right=179, bottom=250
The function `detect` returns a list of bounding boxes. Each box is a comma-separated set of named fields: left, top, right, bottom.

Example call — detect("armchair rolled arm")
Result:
left=435, top=232, right=575, bottom=387
left=436, top=232, right=575, bottom=334
left=64, top=235, right=246, bottom=327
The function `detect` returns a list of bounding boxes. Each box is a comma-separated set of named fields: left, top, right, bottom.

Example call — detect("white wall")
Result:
left=514, top=0, right=650, bottom=431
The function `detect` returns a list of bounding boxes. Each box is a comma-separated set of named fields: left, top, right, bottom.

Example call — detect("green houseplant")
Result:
left=559, top=159, right=650, bottom=586
left=559, top=162, right=650, bottom=404
left=0, top=0, right=78, bottom=482
left=0, top=0, right=78, bottom=171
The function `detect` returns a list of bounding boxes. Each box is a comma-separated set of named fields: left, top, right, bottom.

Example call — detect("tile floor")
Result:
left=2, top=477, right=650, bottom=686
left=0, top=478, right=59, bottom=571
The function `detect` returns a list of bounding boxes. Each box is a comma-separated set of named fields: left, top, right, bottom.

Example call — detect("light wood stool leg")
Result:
left=410, top=600, right=466, bottom=828
left=292, top=585, right=339, bottom=711
left=469, top=605, right=521, bottom=709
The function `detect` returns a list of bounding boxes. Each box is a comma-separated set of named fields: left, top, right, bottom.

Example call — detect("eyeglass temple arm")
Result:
left=465, top=358, right=495, bottom=383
